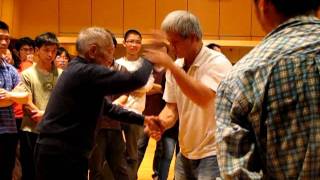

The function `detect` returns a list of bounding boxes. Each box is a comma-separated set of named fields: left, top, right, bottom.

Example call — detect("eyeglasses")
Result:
left=20, top=47, right=34, bottom=52
left=125, top=40, right=142, bottom=45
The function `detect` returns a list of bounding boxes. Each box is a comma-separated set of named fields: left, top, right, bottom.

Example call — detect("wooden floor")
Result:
left=138, top=139, right=175, bottom=180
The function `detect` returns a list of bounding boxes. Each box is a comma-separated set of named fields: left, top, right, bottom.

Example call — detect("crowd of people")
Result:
left=0, top=0, right=320, bottom=180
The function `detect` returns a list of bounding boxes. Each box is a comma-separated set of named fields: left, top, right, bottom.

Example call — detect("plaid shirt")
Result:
left=0, top=61, right=20, bottom=134
left=216, top=16, right=320, bottom=179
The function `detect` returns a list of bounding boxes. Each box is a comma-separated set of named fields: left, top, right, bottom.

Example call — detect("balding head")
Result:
left=76, top=27, right=114, bottom=64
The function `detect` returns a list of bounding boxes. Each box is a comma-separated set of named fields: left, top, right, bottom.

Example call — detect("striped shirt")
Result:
left=0, top=61, right=20, bottom=134
left=216, top=16, right=320, bottom=179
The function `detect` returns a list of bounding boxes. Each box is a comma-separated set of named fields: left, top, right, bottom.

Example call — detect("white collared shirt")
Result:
left=163, top=46, right=232, bottom=159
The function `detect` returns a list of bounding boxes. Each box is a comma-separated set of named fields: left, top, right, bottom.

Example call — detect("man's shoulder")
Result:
left=21, top=65, right=36, bottom=76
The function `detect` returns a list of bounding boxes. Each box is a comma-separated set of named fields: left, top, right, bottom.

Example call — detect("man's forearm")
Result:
left=159, top=103, right=178, bottom=130
left=167, top=63, right=215, bottom=108
left=8, top=91, right=28, bottom=104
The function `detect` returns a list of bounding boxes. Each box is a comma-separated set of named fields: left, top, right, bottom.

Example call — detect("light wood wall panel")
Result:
left=10, top=0, right=266, bottom=40
left=0, top=0, right=2, bottom=18
left=15, top=0, right=59, bottom=38
left=59, top=0, right=91, bottom=35
left=124, top=0, right=156, bottom=37
left=155, top=0, right=187, bottom=29
left=220, top=0, right=252, bottom=38
left=1, top=0, right=14, bottom=31
left=92, top=0, right=123, bottom=36
left=188, top=0, right=219, bottom=37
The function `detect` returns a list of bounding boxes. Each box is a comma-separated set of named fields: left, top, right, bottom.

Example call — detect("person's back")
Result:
left=215, top=0, right=320, bottom=179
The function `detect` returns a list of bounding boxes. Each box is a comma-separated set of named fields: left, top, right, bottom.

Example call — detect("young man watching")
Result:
left=215, top=0, right=320, bottom=179
left=16, top=32, right=62, bottom=180
left=116, top=29, right=155, bottom=179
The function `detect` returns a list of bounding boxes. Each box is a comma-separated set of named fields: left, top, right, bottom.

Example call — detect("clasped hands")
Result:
left=144, top=116, right=166, bottom=141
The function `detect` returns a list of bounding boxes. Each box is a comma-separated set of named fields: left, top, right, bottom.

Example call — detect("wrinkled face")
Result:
left=124, top=33, right=142, bottom=56
left=0, top=29, right=10, bottom=55
left=36, top=44, right=58, bottom=65
left=19, top=45, right=34, bottom=62
left=166, top=32, right=192, bottom=58
left=55, top=51, right=69, bottom=69
left=94, top=44, right=114, bottom=67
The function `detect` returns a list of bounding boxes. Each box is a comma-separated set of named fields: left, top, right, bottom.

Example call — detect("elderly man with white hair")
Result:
left=34, top=27, right=162, bottom=180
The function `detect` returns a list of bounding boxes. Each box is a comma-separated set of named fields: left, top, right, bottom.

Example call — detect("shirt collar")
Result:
left=264, top=15, right=320, bottom=41
left=181, top=45, right=206, bottom=68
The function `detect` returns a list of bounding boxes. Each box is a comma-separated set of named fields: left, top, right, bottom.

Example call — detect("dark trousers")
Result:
left=122, top=124, right=143, bottom=180
left=35, top=142, right=88, bottom=180
left=20, top=131, right=38, bottom=180
left=0, top=133, right=18, bottom=180
left=89, top=129, right=129, bottom=180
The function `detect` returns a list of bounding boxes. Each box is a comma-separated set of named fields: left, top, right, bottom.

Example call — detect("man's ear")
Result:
left=257, top=0, right=268, bottom=14
left=35, top=47, right=39, bottom=54
left=88, top=44, right=97, bottom=59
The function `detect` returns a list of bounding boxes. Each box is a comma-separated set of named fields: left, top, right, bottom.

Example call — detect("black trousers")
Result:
left=20, top=131, right=38, bottom=180
left=0, top=133, right=18, bottom=180
left=89, top=129, right=129, bottom=180
left=34, top=142, right=88, bottom=180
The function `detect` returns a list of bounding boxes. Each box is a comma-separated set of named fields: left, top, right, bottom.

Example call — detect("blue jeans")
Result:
left=175, top=153, right=220, bottom=180
left=137, top=128, right=179, bottom=180
left=157, top=136, right=179, bottom=180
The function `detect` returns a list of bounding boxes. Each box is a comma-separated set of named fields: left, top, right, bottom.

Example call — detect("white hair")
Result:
left=161, top=10, right=202, bottom=39
left=76, top=27, right=112, bottom=55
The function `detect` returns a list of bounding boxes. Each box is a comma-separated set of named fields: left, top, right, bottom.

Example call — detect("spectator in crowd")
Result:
left=137, top=45, right=179, bottom=180
left=15, top=37, right=35, bottom=71
left=116, top=29, right=155, bottom=180
left=215, top=0, right=320, bottom=179
left=14, top=32, right=62, bottom=180
left=0, top=20, right=28, bottom=180
left=54, top=47, right=71, bottom=70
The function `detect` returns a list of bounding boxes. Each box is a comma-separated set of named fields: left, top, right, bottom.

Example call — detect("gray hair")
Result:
left=76, top=27, right=112, bottom=55
left=161, top=10, right=202, bottom=39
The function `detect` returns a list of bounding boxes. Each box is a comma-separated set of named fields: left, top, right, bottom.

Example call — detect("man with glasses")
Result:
left=15, top=37, right=35, bottom=71
left=116, top=29, right=155, bottom=180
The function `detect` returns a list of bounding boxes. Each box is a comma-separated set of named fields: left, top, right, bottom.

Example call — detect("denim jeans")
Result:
left=138, top=132, right=179, bottom=180
left=157, top=136, right=179, bottom=180
left=175, top=153, right=220, bottom=180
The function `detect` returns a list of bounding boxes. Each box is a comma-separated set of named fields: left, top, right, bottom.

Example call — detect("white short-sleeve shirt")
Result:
left=116, top=57, right=154, bottom=113
left=163, top=46, right=232, bottom=159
